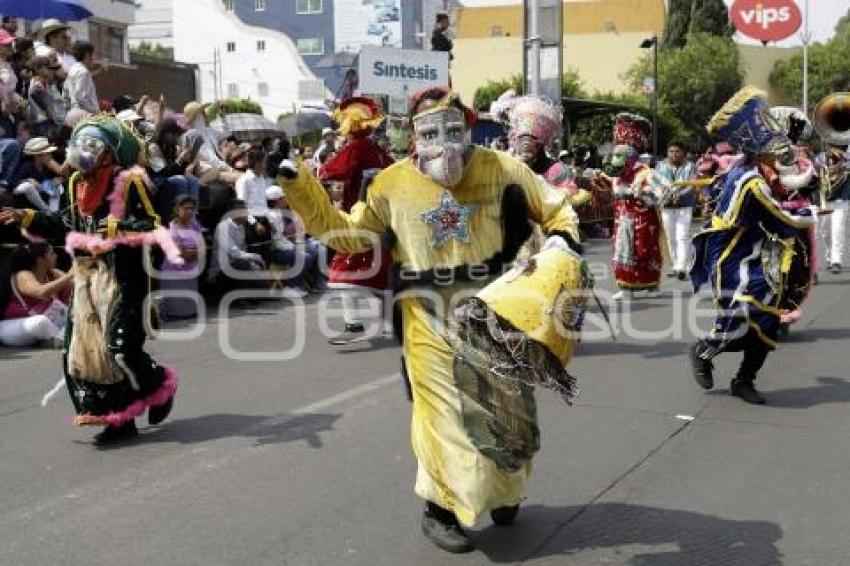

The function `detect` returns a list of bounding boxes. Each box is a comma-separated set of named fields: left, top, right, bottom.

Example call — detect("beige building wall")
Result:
left=451, top=0, right=799, bottom=108
left=452, top=32, right=659, bottom=105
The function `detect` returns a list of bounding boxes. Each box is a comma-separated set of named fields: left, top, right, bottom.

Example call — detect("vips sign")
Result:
left=729, top=0, right=803, bottom=43
left=358, top=45, right=450, bottom=99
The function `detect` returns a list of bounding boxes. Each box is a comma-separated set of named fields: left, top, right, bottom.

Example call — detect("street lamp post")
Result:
left=640, top=36, right=658, bottom=162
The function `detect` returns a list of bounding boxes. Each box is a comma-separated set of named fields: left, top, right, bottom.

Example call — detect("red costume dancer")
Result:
left=608, top=113, right=664, bottom=299
left=319, top=97, right=394, bottom=342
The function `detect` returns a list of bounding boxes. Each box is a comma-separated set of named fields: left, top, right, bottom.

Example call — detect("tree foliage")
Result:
left=662, top=0, right=734, bottom=49
left=206, top=98, right=264, bottom=120
left=129, top=41, right=174, bottom=61
left=770, top=10, right=850, bottom=106
left=627, top=33, right=743, bottom=145
left=471, top=69, right=585, bottom=111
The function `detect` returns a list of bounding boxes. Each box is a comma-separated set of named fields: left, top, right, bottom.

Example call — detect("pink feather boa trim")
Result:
left=74, top=366, right=178, bottom=427
left=65, top=227, right=184, bottom=265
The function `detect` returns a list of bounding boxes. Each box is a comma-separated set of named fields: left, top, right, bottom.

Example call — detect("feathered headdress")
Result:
left=613, top=113, right=651, bottom=153
left=333, top=96, right=385, bottom=136
left=707, top=86, right=789, bottom=155
left=509, top=96, right=561, bottom=145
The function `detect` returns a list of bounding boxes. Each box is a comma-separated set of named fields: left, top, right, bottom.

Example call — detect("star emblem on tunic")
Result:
left=421, top=191, right=476, bottom=247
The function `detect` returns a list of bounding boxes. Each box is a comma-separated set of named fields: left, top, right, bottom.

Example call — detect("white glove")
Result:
left=278, top=159, right=298, bottom=179
left=541, top=235, right=573, bottom=254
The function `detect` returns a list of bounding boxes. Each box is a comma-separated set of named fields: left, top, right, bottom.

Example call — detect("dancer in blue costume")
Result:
left=689, top=87, right=816, bottom=405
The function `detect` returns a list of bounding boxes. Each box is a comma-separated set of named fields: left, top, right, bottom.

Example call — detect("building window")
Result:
left=295, top=0, right=322, bottom=15
left=258, top=82, right=269, bottom=97
left=226, top=41, right=236, bottom=52
left=255, top=0, right=266, bottom=10
left=223, top=0, right=234, bottom=11
left=88, top=21, right=126, bottom=63
left=257, top=40, right=266, bottom=52
left=228, top=83, right=239, bottom=98
left=296, top=37, right=324, bottom=56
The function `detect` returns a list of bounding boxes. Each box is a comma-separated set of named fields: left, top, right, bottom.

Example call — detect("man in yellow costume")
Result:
left=277, top=88, right=588, bottom=553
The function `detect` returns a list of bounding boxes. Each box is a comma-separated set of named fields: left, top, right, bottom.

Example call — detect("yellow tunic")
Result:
left=280, top=147, right=579, bottom=526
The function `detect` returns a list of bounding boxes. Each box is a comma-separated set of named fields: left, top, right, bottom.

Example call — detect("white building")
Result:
left=173, top=0, right=329, bottom=118
left=68, top=0, right=135, bottom=64
left=128, top=0, right=173, bottom=49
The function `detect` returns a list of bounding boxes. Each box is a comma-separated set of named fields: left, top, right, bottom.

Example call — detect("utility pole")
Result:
left=802, top=0, right=810, bottom=114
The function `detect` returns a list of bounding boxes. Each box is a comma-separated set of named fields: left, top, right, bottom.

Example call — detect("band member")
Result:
left=0, top=116, right=179, bottom=444
left=277, top=88, right=588, bottom=553
left=689, top=87, right=815, bottom=405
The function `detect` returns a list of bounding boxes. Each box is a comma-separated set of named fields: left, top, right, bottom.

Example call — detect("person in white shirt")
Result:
left=34, top=20, right=75, bottom=76
left=63, top=41, right=99, bottom=127
left=235, top=146, right=271, bottom=243
left=654, top=140, right=698, bottom=280
left=207, top=199, right=265, bottom=292
left=265, top=185, right=324, bottom=293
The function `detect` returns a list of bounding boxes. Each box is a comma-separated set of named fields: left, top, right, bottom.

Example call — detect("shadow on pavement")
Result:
left=141, top=412, right=342, bottom=448
left=578, top=340, right=686, bottom=359
left=782, top=327, right=850, bottom=343
left=475, top=502, right=783, bottom=565
left=763, top=376, right=850, bottom=409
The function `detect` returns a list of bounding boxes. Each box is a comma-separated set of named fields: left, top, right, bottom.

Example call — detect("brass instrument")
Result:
left=814, top=93, right=850, bottom=206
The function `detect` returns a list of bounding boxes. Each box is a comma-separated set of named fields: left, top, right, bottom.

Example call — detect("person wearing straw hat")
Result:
left=278, top=87, right=588, bottom=553
left=183, top=99, right=240, bottom=184
left=10, top=137, right=64, bottom=213
left=689, top=86, right=817, bottom=405
left=34, top=19, right=75, bottom=75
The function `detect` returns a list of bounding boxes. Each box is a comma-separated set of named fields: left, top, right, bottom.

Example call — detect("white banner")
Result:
left=358, top=45, right=450, bottom=99
left=334, top=0, right=402, bottom=52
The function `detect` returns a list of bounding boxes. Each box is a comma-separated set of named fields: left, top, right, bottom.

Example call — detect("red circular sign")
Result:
left=730, top=0, right=803, bottom=42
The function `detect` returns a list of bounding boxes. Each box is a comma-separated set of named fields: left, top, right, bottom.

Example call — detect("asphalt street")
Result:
left=1, top=238, right=849, bottom=566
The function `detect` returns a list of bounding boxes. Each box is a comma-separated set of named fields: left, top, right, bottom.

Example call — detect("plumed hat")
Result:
left=333, top=96, right=385, bottom=136
left=613, top=113, right=651, bottom=153
left=707, top=86, right=790, bottom=155
left=509, top=96, right=561, bottom=145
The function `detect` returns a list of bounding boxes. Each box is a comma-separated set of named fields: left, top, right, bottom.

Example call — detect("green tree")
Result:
left=130, top=41, right=174, bottom=61
left=471, top=69, right=585, bottom=111
left=206, top=98, right=264, bottom=120
left=662, top=0, right=734, bottom=49
left=770, top=10, right=850, bottom=106
left=627, top=33, right=743, bottom=144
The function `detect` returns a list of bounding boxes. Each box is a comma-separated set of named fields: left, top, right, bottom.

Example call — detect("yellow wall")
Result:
left=452, top=1, right=799, bottom=108
left=452, top=0, right=666, bottom=105
left=452, top=33, right=658, bottom=105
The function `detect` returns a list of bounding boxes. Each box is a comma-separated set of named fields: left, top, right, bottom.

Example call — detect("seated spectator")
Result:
left=159, top=194, right=204, bottom=320
left=12, top=38, right=35, bottom=98
left=316, top=128, right=337, bottom=165
left=26, top=56, right=65, bottom=139
left=264, top=134, right=290, bottom=178
left=34, top=19, right=74, bottom=75
left=0, top=135, right=22, bottom=195
left=63, top=40, right=99, bottom=128
left=265, top=185, right=326, bottom=293
left=0, top=29, right=21, bottom=138
left=183, top=100, right=241, bottom=185
left=235, top=146, right=272, bottom=255
left=0, top=242, right=72, bottom=347
left=230, top=142, right=253, bottom=172
left=206, top=199, right=266, bottom=294
left=11, top=137, right=64, bottom=212
left=148, top=118, right=201, bottom=219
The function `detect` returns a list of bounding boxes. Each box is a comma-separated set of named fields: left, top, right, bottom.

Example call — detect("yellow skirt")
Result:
left=401, top=283, right=531, bottom=528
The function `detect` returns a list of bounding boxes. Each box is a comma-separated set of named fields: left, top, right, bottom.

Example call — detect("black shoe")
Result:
left=421, top=504, right=473, bottom=554
left=677, top=271, right=688, bottom=281
left=831, top=263, right=842, bottom=274
left=329, top=323, right=366, bottom=345
left=148, top=395, right=175, bottom=426
left=689, top=343, right=714, bottom=390
left=491, top=505, right=520, bottom=526
left=730, top=378, right=766, bottom=405
left=93, top=421, right=139, bottom=446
